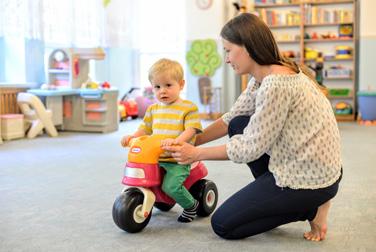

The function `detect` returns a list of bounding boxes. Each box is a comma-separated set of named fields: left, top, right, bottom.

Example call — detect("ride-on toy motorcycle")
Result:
left=112, top=135, right=218, bottom=233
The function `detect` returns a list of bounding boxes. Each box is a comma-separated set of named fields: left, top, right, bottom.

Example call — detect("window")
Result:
left=0, top=0, right=186, bottom=92
left=132, top=0, right=186, bottom=91
left=3, top=37, right=25, bottom=82
left=43, top=0, right=105, bottom=47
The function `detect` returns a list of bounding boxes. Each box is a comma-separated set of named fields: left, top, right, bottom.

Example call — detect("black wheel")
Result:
left=131, top=115, right=138, bottom=119
left=189, top=179, right=218, bottom=217
left=154, top=202, right=175, bottom=212
left=112, top=188, right=152, bottom=233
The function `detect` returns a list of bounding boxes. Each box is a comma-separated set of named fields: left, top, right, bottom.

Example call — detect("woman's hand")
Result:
left=162, top=141, right=200, bottom=164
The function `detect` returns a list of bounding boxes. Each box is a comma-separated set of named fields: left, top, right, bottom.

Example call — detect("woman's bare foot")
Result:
left=304, top=200, right=331, bottom=241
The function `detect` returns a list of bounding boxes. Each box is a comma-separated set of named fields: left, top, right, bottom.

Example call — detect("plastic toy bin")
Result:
left=0, top=114, right=25, bottom=140
left=357, top=91, right=376, bottom=120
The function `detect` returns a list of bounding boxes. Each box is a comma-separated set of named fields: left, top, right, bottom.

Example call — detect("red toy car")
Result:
left=118, top=87, right=140, bottom=121
left=112, top=135, right=218, bottom=233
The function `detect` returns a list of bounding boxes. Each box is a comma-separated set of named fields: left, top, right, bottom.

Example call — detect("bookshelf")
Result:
left=254, top=0, right=358, bottom=121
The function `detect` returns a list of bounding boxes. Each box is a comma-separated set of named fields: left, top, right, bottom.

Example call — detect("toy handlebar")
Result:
left=127, top=135, right=165, bottom=164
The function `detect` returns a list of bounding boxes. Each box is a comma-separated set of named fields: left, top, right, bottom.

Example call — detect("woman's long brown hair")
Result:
left=220, top=13, right=316, bottom=82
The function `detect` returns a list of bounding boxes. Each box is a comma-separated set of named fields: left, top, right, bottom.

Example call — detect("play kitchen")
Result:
left=27, top=88, right=118, bottom=133
left=63, top=88, right=118, bottom=133
left=28, top=48, right=119, bottom=133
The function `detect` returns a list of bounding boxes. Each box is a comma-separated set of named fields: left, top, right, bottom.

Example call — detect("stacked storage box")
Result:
left=0, top=114, right=25, bottom=140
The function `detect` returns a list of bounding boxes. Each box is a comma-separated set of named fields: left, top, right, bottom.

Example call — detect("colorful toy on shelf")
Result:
left=335, top=46, right=352, bottom=59
left=311, top=32, right=319, bottom=40
left=306, top=31, right=338, bottom=40
left=118, top=87, right=139, bottom=121
left=329, top=88, right=351, bottom=97
left=320, top=32, right=337, bottom=40
left=324, top=66, right=352, bottom=79
left=305, top=47, right=320, bottom=60
left=334, top=102, right=352, bottom=115
left=339, top=24, right=353, bottom=38
left=112, top=135, right=218, bottom=233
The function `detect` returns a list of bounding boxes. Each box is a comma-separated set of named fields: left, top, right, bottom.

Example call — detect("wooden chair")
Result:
left=17, top=92, right=58, bottom=139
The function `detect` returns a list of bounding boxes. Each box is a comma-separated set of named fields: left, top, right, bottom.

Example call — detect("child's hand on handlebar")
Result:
left=161, top=138, right=180, bottom=147
left=121, top=135, right=134, bottom=147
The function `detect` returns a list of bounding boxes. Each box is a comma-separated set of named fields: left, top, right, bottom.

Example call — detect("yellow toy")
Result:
left=335, top=46, right=352, bottom=59
left=127, top=135, right=164, bottom=164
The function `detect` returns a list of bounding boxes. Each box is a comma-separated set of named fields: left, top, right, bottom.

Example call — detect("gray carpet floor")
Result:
left=1, top=120, right=375, bottom=252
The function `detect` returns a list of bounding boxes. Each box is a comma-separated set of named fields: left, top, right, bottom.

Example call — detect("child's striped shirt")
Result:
left=139, top=99, right=202, bottom=162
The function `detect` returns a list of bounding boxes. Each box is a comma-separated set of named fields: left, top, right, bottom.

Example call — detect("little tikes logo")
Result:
left=131, top=147, right=141, bottom=153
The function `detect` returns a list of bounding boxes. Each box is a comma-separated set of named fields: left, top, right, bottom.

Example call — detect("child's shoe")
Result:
left=178, top=200, right=199, bottom=223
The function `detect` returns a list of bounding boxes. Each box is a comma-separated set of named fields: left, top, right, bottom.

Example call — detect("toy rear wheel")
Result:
left=154, top=202, right=175, bottom=212
left=112, top=188, right=152, bottom=233
left=189, top=179, right=218, bottom=217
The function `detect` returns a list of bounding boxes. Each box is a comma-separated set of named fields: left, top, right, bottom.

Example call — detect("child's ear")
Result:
left=179, top=79, right=185, bottom=90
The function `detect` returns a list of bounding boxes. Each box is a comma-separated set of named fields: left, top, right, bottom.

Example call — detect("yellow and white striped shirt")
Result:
left=139, top=99, right=202, bottom=162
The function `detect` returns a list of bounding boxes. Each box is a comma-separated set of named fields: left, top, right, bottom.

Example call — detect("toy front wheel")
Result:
left=189, top=179, right=218, bottom=217
left=112, top=188, right=152, bottom=233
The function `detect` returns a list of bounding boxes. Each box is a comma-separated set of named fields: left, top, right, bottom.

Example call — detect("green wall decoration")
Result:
left=103, top=0, right=111, bottom=8
left=186, top=39, right=221, bottom=77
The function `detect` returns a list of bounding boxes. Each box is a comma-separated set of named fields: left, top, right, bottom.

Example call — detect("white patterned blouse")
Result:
left=222, top=71, right=342, bottom=190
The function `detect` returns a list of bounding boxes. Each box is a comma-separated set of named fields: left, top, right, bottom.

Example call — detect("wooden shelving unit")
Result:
left=254, top=0, right=358, bottom=121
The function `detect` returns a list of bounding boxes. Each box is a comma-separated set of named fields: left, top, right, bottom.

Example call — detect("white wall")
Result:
left=359, top=0, right=376, bottom=91
left=185, top=1, right=238, bottom=112
left=186, top=1, right=225, bottom=40
left=359, top=0, right=376, bottom=37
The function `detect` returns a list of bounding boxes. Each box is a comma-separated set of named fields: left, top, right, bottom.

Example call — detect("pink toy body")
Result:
left=112, top=135, right=218, bottom=233
left=122, top=161, right=208, bottom=205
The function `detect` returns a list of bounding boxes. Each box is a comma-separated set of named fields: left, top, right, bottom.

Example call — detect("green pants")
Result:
left=159, top=162, right=195, bottom=209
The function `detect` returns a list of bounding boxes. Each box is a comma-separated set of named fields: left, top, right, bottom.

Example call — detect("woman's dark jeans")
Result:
left=211, top=116, right=341, bottom=239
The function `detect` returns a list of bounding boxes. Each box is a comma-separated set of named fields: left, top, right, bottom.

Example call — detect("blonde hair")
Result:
left=148, top=58, right=184, bottom=83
